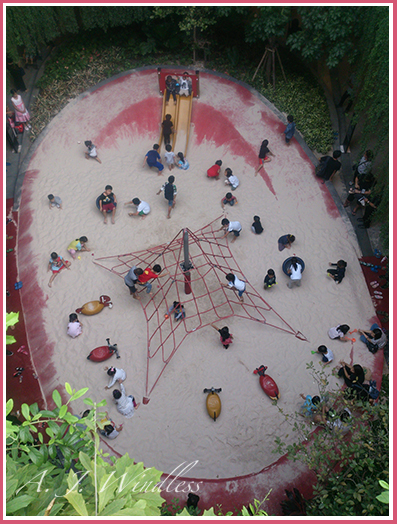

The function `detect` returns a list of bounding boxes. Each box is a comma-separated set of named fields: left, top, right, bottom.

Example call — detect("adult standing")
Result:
left=7, top=59, right=26, bottom=92
left=10, top=89, right=31, bottom=129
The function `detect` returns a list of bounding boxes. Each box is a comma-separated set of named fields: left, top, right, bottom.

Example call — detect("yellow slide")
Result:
left=159, top=92, right=193, bottom=158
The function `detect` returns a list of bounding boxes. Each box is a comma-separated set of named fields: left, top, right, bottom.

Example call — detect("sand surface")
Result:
left=19, top=70, right=378, bottom=479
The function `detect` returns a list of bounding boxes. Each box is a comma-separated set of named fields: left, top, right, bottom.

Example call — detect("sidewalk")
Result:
left=325, top=72, right=382, bottom=257
left=6, top=47, right=51, bottom=208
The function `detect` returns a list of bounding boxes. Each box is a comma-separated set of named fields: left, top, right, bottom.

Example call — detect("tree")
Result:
left=6, top=385, right=165, bottom=516
left=7, top=384, right=256, bottom=517
left=274, top=364, right=389, bottom=516
left=352, top=6, right=389, bottom=249
left=287, top=6, right=362, bottom=68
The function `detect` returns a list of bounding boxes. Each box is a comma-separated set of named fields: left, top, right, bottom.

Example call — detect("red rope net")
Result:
left=93, top=217, right=307, bottom=403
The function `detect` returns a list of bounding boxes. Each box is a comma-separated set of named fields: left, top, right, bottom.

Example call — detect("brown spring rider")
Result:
left=203, top=387, right=222, bottom=421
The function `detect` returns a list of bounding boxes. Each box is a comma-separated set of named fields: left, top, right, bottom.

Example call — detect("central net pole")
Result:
left=182, top=229, right=192, bottom=294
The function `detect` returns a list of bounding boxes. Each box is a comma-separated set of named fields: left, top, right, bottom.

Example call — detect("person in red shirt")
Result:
left=207, top=160, right=222, bottom=179
left=137, top=264, right=169, bottom=295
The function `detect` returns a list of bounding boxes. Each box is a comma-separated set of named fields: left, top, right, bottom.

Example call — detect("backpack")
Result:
left=164, top=183, right=174, bottom=201
left=315, top=156, right=331, bottom=178
left=368, top=380, right=380, bottom=399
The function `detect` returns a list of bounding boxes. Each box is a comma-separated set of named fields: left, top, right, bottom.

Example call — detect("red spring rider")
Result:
left=253, top=365, right=280, bottom=400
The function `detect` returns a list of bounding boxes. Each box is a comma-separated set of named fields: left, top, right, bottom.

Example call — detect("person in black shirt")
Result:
left=162, top=114, right=174, bottom=145
left=327, top=260, right=347, bottom=284
left=251, top=215, right=264, bottom=234
left=317, top=150, right=342, bottom=183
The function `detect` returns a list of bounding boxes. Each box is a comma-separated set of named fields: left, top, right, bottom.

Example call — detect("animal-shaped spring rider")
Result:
left=87, top=338, right=120, bottom=362
left=253, top=365, right=280, bottom=400
left=76, top=295, right=112, bottom=315
left=203, top=387, right=222, bottom=421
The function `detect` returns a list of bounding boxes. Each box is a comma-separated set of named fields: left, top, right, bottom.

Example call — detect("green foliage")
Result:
left=376, top=480, right=389, bottom=504
left=6, top=385, right=165, bottom=516
left=274, top=365, right=389, bottom=516
left=261, top=77, right=333, bottom=154
left=6, top=312, right=19, bottom=345
left=240, top=495, right=270, bottom=516
left=353, top=6, right=389, bottom=248
left=287, top=6, right=361, bottom=68
left=245, top=6, right=292, bottom=43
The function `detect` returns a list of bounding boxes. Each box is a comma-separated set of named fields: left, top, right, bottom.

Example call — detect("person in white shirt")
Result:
left=219, top=218, right=242, bottom=244
left=316, top=345, right=334, bottom=364
left=125, top=197, right=150, bottom=219
left=327, top=324, right=350, bottom=341
left=112, top=383, right=139, bottom=418
left=178, top=72, right=192, bottom=96
left=104, top=366, right=126, bottom=389
left=67, top=313, right=82, bottom=338
left=224, top=168, right=239, bottom=190
left=164, top=144, right=176, bottom=170
left=287, top=257, right=302, bottom=288
left=222, top=272, right=246, bottom=302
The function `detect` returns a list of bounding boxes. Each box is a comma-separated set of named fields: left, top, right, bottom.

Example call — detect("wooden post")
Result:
left=252, top=50, right=268, bottom=81
left=276, top=48, right=287, bottom=83
left=272, top=48, right=276, bottom=89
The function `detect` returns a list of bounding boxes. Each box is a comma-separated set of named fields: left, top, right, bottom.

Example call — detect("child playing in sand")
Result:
left=222, top=273, right=246, bottom=302
left=67, top=236, right=90, bottom=259
left=221, top=192, right=238, bottom=209
left=328, top=324, right=350, bottom=341
left=157, top=175, right=177, bottom=219
left=143, top=144, right=164, bottom=174
left=167, top=301, right=186, bottom=321
left=327, top=260, right=347, bottom=284
left=224, top=168, right=239, bottom=189
left=98, top=185, right=117, bottom=224
left=137, top=264, right=168, bottom=294
left=125, top=198, right=151, bottom=219
left=264, top=269, right=276, bottom=289
left=316, top=345, right=334, bottom=364
left=112, top=383, right=140, bottom=418
left=48, top=252, right=71, bottom=287
left=162, top=114, right=174, bottom=146
left=251, top=216, right=264, bottom=234
left=254, top=140, right=275, bottom=176
left=207, top=160, right=222, bottom=179
left=177, top=152, right=189, bottom=170
left=104, top=366, right=126, bottom=389
left=299, top=394, right=318, bottom=417
left=164, top=144, right=176, bottom=170
left=287, top=257, right=303, bottom=288
left=67, top=313, right=82, bottom=338
left=99, top=415, right=123, bottom=440
left=48, top=194, right=62, bottom=210
left=218, top=218, right=242, bottom=243
left=84, top=140, right=102, bottom=163
left=278, top=234, right=295, bottom=251
left=210, top=324, right=234, bottom=349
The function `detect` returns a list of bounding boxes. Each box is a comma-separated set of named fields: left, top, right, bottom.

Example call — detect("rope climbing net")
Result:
left=93, top=217, right=307, bottom=403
